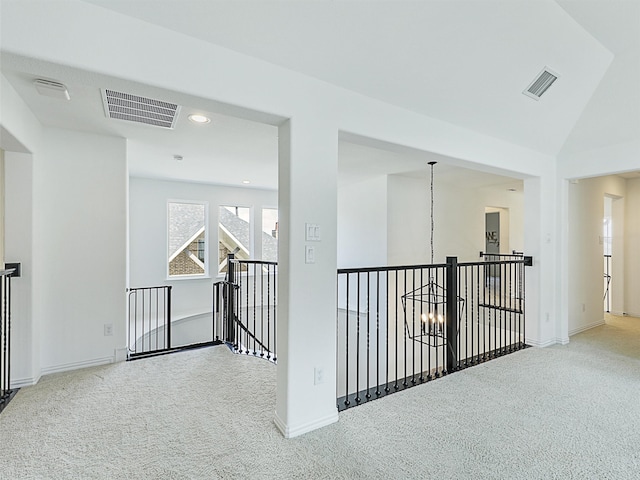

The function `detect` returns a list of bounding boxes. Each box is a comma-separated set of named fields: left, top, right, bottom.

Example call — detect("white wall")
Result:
left=625, top=178, right=640, bottom=317
left=129, top=177, right=277, bottom=319
left=337, top=176, right=387, bottom=268
left=1, top=72, right=42, bottom=386
left=567, top=175, right=628, bottom=335
left=0, top=149, right=4, bottom=265
left=387, top=175, right=524, bottom=265
left=4, top=152, right=34, bottom=385
left=33, top=128, right=127, bottom=373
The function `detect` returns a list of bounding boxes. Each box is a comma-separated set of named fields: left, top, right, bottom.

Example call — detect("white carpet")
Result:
left=1, top=315, right=639, bottom=479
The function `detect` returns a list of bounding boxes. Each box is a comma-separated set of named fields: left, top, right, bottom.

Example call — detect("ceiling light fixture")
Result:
left=188, top=114, right=210, bottom=124
left=242, top=180, right=251, bottom=184
left=34, top=79, right=70, bottom=100
left=173, top=155, right=183, bottom=161
left=401, top=161, right=464, bottom=349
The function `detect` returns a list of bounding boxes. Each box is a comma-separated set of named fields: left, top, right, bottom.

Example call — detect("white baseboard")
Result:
left=11, top=374, right=41, bottom=388
left=274, top=409, right=339, bottom=439
left=612, top=311, right=640, bottom=319
left=569, top=319, right=605, bottom=336
left=114, top=347, right=128, bottom=362
left=525, top=337, right=568, bottom=348
left=41, top=356, right=114, bottom=376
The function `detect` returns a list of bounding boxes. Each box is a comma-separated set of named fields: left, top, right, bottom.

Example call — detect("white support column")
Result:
left=557, top=177, right=571, bottom=343
left=524, top=170, right=562, bottom=347
left=275, top=116, right=339, bottom=438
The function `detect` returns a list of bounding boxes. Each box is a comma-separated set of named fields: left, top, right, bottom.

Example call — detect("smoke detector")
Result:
left=101, top=89, right=180, bottom=128
left=523, top=67, right=559, bottom=100
left=34, top=79, right=70, bottom=100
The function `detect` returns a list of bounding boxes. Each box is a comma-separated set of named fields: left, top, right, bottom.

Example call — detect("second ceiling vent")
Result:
left=523, top=67, right=559, bottom=101
left=102, top=89, right=180, bottom=128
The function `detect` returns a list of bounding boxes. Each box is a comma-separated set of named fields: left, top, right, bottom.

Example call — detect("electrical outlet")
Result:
left=314, top=367, right=325, bottom=385
left=104, top=324, right=113, bottom=336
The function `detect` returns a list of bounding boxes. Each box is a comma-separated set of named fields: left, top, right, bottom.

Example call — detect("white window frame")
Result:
left=167, top=199, right=210, bottom=280
left=217, top=204, right=254, bottom=275
left=260, top=206, right=278, bottom=263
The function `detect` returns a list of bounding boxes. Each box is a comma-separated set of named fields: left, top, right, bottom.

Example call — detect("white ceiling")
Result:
left=1, top=0, right=638, bottom=189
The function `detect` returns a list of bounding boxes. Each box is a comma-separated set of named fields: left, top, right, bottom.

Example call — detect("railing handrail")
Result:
left=230, top=259, right=278, bottom=266
left=338, top=262, right=448, bottom=274
left=0, top=269, right=15, bottom=277
left=128, top=285, right=172, bottom=292
left=479, top=251, right=524, bottom=258
left=339, top=257, right=530, bottom=275
left=459, top=258, right=529, bottom=267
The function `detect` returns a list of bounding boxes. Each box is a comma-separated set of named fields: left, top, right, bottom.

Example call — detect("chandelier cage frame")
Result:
left=401, top=279, right=465, bottom=348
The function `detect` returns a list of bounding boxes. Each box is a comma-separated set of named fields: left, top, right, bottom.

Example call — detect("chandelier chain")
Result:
left=429, top=161, right=435, bottom=264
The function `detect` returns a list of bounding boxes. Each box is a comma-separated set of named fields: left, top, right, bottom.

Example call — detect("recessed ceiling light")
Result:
left=188, top=114, right=210, bottom=124
left=173, top=154, right=183, bottom=161
left=242, top=180, right=251, bottom=184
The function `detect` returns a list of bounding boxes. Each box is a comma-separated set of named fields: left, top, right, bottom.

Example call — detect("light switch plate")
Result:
left=305, top=245, right=316, bottom=264
left=305, top=223, right=321, bottom=241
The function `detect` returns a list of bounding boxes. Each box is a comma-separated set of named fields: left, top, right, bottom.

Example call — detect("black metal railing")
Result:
left=215, top=255, right=277, bottom=363
left=127, top=286, right=173, bottom=358
left=336, top=255, right=531, bottom=410
left=604, top=254, right=611, bottom=313
left=128, top=284, right=222, bottom=360
left=1, top=268, right=17, bottom=413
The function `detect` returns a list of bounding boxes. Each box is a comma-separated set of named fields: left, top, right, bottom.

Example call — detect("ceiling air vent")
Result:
left=101, top=89, right=180, bottom=128
left=523, top=68, right=559, bottom=101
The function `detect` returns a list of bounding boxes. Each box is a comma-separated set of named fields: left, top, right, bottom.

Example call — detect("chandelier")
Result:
left=401, top=161, right=464, bottom=347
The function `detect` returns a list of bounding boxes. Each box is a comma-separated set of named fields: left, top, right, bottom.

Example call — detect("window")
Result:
left=219, top=205, right=251, bottom=272
left=261, top=208, right=278, bottom=262
left=168, top=201, right=207, bottom=277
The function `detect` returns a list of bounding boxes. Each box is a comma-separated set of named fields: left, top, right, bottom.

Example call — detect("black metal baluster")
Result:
left=345, top=273, right=350, bottom=406
left=395, top=270, right=399, bottom=390
left=260, top=265, right=265, bottom=356
left=510, top=261, right=515, bottom=350
left=273, top=263, right=277, bottom=362
left=376, top=271, right=381, bottom=396
left=412, top=268, right=416, bottom=385
left=419, top=267, right=424, bottom=382
left=155, top=288, right=159, bottom=351
left=253, top=263, right=257, bottom=355
left=435, top=267, right=440, bottom=377
left=402, top=269, right=408, bottom=387
left=520, top=260, right=533, bottom=347
left=366, top=272, right=371, bottom=399
left=356, top=273, right=361, bottom=403
left=167, top=287, right=172, bottom=350
left=483, top=262, right=487, bottom=361
left=267, top=265, right=271, bottom=358
left=385, top=270, right=390, bottom=393
left=427, top=266, right=432, bottom=380
left=464, top=266, right=468, bottom=367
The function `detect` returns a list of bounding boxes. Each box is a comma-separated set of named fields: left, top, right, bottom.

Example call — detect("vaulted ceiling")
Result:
left=1, top=0, right=638, bottom=188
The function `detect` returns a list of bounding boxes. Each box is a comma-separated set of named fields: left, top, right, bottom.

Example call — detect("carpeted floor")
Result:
left=1, top=315, right=639, bottom=479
